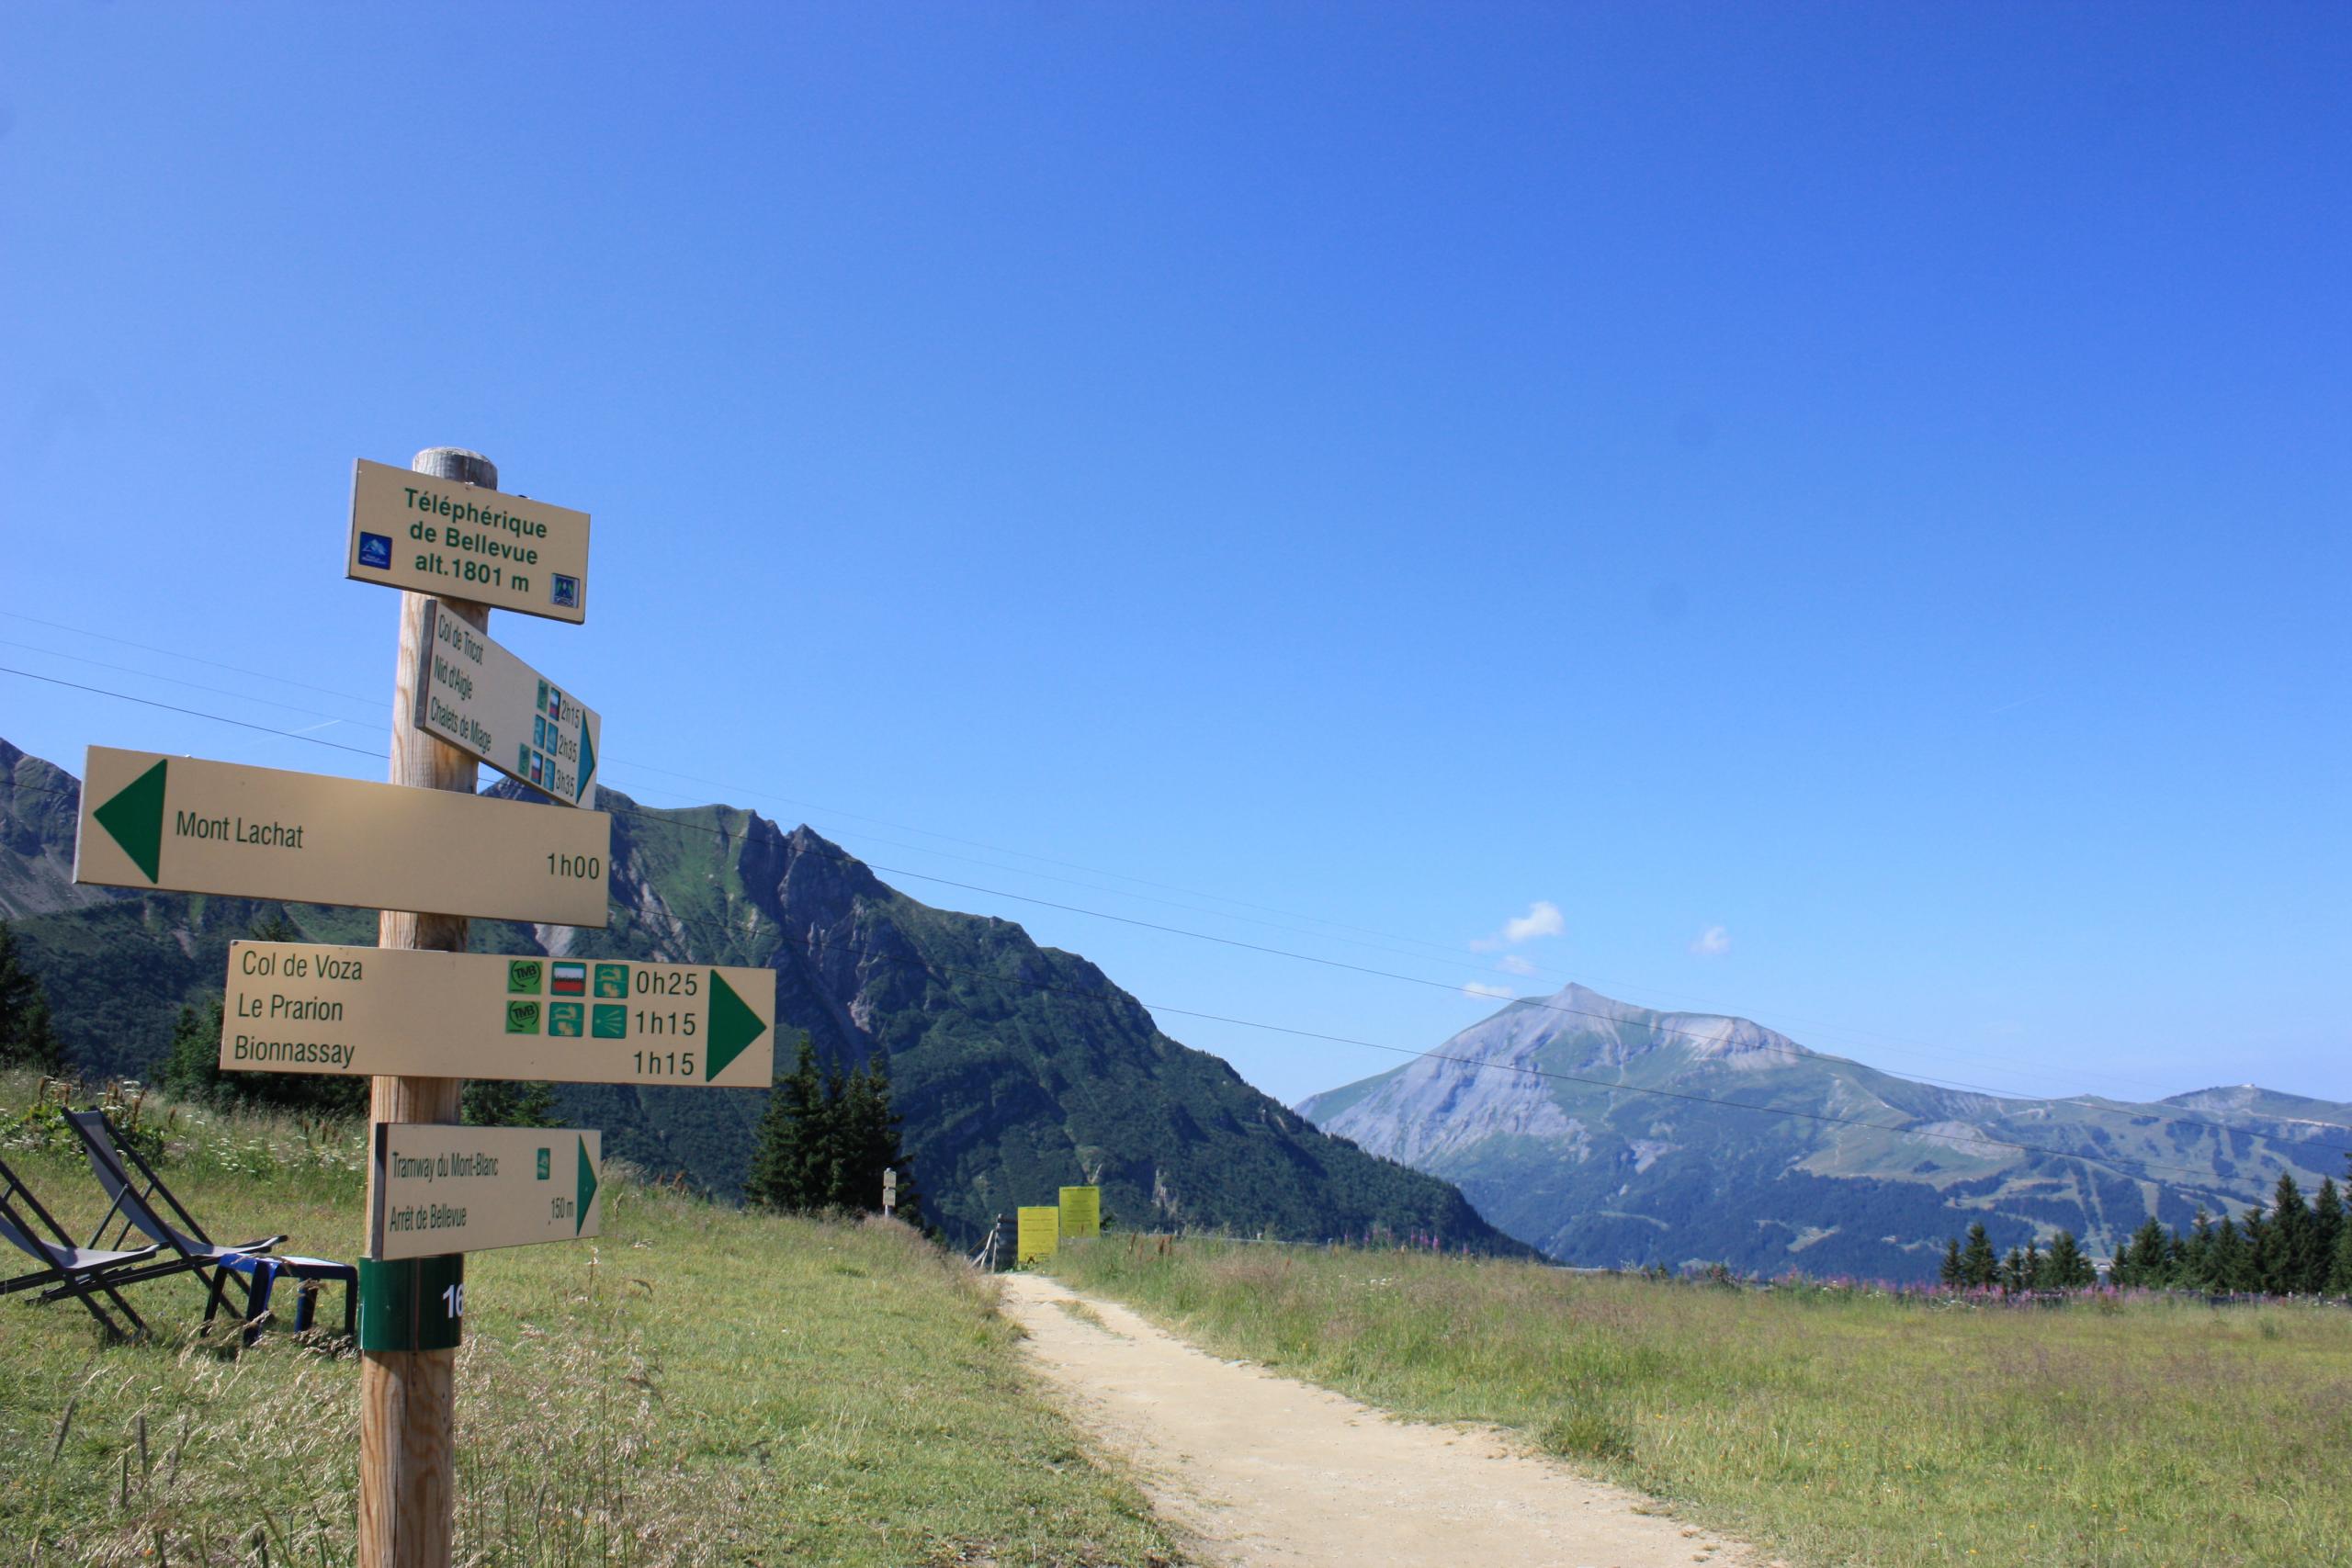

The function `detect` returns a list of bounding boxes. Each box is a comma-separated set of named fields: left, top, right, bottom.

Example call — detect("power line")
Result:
left=0, top=612, right=2245, bottom=1105
left=0, top=666, right=388, bottom=760
left=614, top=902, right=2341, bottom=1190
left=10, top=665, right=2347, bottom=1169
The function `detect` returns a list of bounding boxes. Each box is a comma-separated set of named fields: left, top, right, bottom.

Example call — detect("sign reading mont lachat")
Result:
left=73, top=747, right=611, bottom=927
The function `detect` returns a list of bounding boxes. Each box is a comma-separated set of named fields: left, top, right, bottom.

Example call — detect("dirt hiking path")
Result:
left=998, top=1272, right=1763, bottom=1568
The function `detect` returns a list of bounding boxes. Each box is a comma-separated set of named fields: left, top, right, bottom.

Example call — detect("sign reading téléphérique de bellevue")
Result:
left=347, top=457, right=591, bottom=623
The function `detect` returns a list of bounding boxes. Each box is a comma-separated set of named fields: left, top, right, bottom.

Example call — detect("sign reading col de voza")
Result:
left=347, top=457, right=591, bottom=623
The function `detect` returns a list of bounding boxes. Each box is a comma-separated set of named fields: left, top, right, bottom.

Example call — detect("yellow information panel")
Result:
left=1017, top=1205, right=1060, bottom=1265
left=219, top=942, right=775, bottom=1088
left=348, top=457, right=592, bottom=623
left=73, top=747, right=611, bottom=927
left=1057, top=1185, right=1101, bottom=1241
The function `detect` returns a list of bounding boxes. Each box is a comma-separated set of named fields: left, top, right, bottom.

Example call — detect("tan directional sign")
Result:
left=347, top=457, right=591, bottom=623
left=73, top=748, right=611, bottom=927
left=415, top=604, right=602, bottom=807
left=220, top=942, right=775, bottom=1087
left=371, top=1124, right=603, bottom=1260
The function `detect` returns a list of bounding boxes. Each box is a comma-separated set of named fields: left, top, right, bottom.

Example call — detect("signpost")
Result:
left=220, top=942, right=775, bottom=1088
left=1017, top=1205, right=1060, bottom=1265
left=413, top=603, right=601, bottom=806
left=73, top=747, right=612, bottom=927
left=371, top=1125, right=603, bottom=1260
left=1058, top=1185, right=1101, bottom=1241
left=347, top=457, right=591, bottom=623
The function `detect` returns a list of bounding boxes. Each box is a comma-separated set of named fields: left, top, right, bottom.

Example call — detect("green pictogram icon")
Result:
left=591, top=1003, right=628, bottom=1040
left=594, top=963, right=628, bottom=998
left=548, top=1002, right=583, bottom=1037
left=536, top=1147, right=551, bottom=1180
left=507, top=960, right=544, bottom=994
left=505, top=1001, right=541, bottom=1034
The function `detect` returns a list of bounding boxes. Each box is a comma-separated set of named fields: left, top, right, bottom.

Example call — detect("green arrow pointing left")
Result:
left=704, top=971, right=768, bottom=1081
left=93, top=758, right=167, bottom=884
left=575, top=1134, right=598, bottom=1235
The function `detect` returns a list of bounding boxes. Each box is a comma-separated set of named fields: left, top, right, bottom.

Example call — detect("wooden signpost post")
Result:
left=72, top=446, right=780, bottom=1568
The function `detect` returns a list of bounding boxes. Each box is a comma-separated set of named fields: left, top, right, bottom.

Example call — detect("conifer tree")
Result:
left=2335, top=1191, right=2352, bottom=1295
left=463, top=1078, right=559, bottom=1127
left=2266, top=1174, right=2312, bottom=1294
left=2183, top=1209, right=2214, bottom=1286
left=0, top=919, right=65, bottom=1073
left=2116, top=1217, right=2166, bottom=1287
left=1960, top=1221, right=1997, bottom=1289
left=2309, top=1178, right=2343, bottom=1295
left=2045, top=1230, right=2094, bottom=1290
left=1939, top=1236, right=1963, bottom=1288
left=2209, top=1215, right=2251, bottom=1292
left=2241, top=1204, right=2276, bottom=1294
left=747, top=1033, right=825, bottom=1211
left=162, top=996, right=229, bottom=1101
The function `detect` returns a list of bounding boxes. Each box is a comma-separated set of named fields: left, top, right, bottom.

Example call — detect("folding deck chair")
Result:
left=0, top=1154, right=163, bottom=1341
left=65, top=1110, right=357, bottom=1347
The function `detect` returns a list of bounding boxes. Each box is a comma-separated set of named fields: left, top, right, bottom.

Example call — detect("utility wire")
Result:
left=10, top=664, right=2347, bottom=1168
left=0, top=610, right=2235, bottom=1103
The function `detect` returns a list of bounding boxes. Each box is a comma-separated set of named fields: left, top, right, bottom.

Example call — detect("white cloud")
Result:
left=1462, top=980, right=1517, bottom=1000
left=1689, top=924, right=1732, bottom=957
left=1495, top=954, right=1539, bottom=976
left=1472, top=900, right=1566, bottom=952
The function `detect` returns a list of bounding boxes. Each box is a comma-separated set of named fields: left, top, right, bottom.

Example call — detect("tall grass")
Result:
left=0, top=1075, right=1177, bottom=1566
left=1050, top=1235, right=2352, bottom=1568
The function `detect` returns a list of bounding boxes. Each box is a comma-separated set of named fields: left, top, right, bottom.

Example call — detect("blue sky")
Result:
left=3, top=5, right=2346, bottom=1108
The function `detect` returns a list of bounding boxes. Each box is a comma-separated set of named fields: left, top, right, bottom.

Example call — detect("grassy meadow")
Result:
left=1049, top=1235, right=2352, bottom=1568
left=0, top=1076, right=1179, bottom=1567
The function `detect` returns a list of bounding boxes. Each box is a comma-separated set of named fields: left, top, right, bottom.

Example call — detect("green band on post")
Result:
left=356, top=1255, right=465, bottom=1352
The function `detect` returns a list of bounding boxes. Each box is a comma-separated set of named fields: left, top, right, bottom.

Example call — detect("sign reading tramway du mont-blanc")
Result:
left=346, top=457, right=591, bottom=623
left=415, top=603, right=602, bottom=806
left=371, top=1123, right=603, bottom=1261
left=73, top=747, right=611, bottom=927
left=219, top=942, right=775, bottom=1088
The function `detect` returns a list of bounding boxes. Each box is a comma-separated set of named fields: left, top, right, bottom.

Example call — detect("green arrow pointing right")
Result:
left=704, top=971, right=768, bottom=1081
left=576, top=1134, right=598, bottom=1235
left=93, top=758, right=167, bottom=884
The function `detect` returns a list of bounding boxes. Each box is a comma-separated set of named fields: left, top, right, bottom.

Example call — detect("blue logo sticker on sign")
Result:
left=358, top=533, right=393, bottom=570
left=550, top=575, right=579, bottom=610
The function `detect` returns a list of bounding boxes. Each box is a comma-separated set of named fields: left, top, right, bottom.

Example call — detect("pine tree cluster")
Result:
left=0, top=919, right=65, bottom=1074
left=746, top=1032, right=919, bottom=1223
left=1939, top=1222, right=2098, bottom=1292
left=1939, top=1169, right=2352, bottom=1297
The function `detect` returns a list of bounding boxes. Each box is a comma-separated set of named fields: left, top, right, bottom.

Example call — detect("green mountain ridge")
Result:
left=1297, top=983, right=2352, bottom=1280
left=3, top=739, right=1520, bottom=1253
